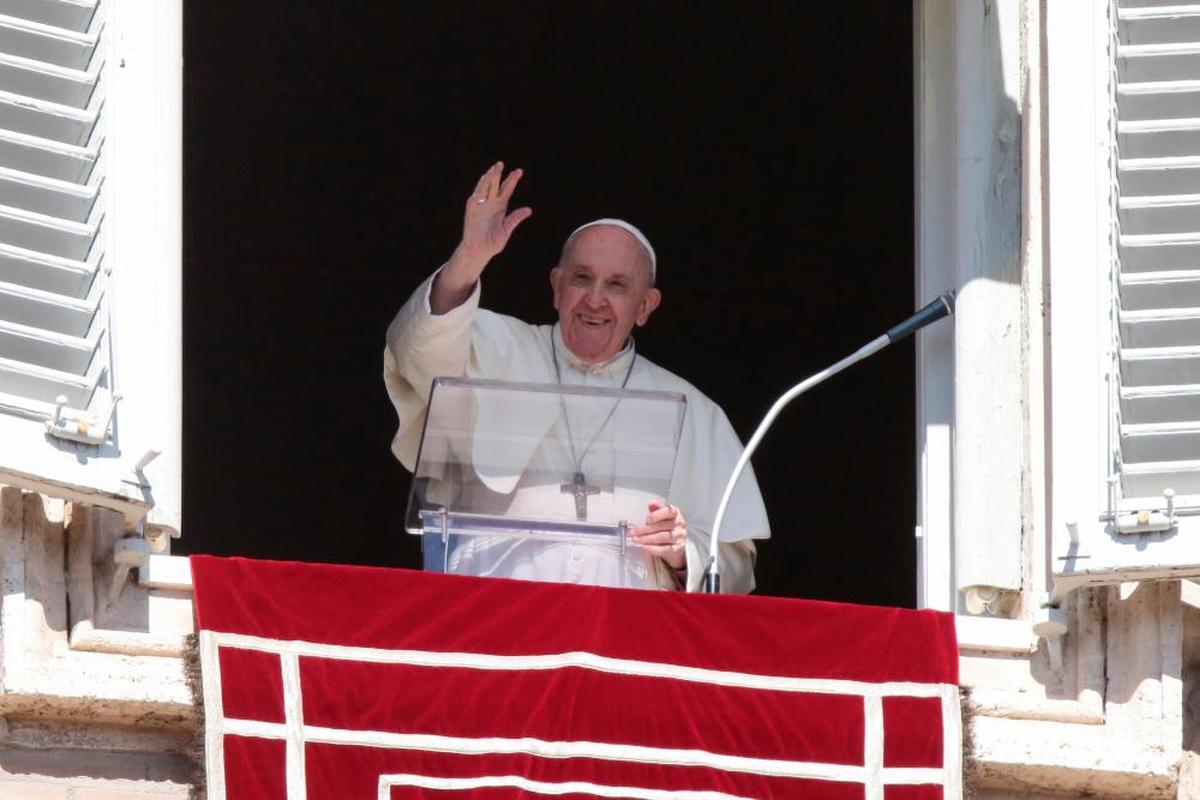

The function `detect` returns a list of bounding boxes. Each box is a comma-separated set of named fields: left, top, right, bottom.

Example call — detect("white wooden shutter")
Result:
left=1047, top=0, right=1200, bottom=592
left=0, top=0, right=181, bottom=533
left=1114, top=2, right=1200, bottom=508
left=0, top=0, right=109, bottom=423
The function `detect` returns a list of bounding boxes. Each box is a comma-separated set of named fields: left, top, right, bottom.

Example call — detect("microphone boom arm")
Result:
left=700, top=292, right=955, bottom=593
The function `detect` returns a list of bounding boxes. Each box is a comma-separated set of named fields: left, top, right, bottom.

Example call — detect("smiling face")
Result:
left=550, top=225, right=661, bottom=364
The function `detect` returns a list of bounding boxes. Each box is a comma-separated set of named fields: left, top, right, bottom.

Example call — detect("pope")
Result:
left=384, top=162, right=770, bottom=591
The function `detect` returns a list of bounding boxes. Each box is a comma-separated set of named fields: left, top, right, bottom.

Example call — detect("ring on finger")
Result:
left=474, top=196, right=488, bottom=204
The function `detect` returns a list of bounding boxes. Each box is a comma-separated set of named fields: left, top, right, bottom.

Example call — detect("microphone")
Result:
left=885, top=292, right=956, bottom=344
left=700, top=291, right=956, bottom=593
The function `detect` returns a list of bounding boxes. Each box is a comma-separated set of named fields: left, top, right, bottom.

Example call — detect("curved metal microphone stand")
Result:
left=700, top=292, right=956, bottom=593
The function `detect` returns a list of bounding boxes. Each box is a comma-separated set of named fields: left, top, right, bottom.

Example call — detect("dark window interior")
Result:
left=181, top=3, right=916, bottom=606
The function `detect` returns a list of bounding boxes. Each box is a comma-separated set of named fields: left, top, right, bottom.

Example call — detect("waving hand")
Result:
left=431, top=162, right=532, bottom=313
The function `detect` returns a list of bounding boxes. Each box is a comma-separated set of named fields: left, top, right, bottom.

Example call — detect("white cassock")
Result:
left=383, top=270, right=771, bottom=593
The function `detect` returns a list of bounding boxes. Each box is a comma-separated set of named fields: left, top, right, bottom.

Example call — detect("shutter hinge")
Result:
left=46, top=394, right=121, bottom=445
left=1114, top=488, right=1177, bottom=535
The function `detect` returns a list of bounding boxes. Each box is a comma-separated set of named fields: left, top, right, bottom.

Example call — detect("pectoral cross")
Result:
left=560, top=471, right=600, bottom=521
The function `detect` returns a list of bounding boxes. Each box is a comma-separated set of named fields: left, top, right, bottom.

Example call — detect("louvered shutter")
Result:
left=1115, top=2, right=1200, bottom=509
left=0, top=0, right=180, bottom=532
left=0, top=0, right=108, bottom=424
left=1046, top=0, right=1200, bottom=590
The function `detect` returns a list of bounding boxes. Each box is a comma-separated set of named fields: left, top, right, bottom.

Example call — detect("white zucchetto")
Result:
left=565, top=218, right=657, bottom=280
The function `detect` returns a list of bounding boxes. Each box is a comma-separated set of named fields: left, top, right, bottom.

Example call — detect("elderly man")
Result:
left=385, top=162, right=769, bottom=592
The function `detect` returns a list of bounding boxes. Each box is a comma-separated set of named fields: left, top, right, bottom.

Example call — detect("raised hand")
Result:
left=431, top=162, right=532, bottom=314
left=461, top=162, right=532, bottom=263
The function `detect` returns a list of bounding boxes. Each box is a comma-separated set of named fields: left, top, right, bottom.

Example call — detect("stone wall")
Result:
left=0, top=486, right=195, bottom=798
left=965, top=581, right=1196, bottom=799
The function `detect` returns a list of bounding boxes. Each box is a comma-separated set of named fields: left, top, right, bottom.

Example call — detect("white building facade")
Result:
left=919, top=0, right=1200, bottom=796
left=0, top=0, right=1197, bottom=798
left=0, top=0, right=193, bottom=796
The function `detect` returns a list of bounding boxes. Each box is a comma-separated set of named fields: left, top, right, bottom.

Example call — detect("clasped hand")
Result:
left=631, top=499, right=687, bottom=571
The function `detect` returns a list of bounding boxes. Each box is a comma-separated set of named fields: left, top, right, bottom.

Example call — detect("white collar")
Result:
left=551, top=324, right=636, bottom=377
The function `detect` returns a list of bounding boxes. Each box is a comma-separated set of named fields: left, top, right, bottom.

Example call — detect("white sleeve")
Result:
left=670, top=401, right=769, bottom=594
left=682, top=534, right=758, bottom=594
left=383, top=269, right=481, bottom=469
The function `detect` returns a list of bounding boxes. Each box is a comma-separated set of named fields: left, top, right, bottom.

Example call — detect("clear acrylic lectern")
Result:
left=405, top=377, right=687, bottom=588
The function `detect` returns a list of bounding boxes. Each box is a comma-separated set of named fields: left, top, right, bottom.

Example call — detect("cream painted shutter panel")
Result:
left=1115, top=2, right=1200, bottom=507
left=0, top=0, right=109, bottom=424
left=0, top=0, right=180, bottom=531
